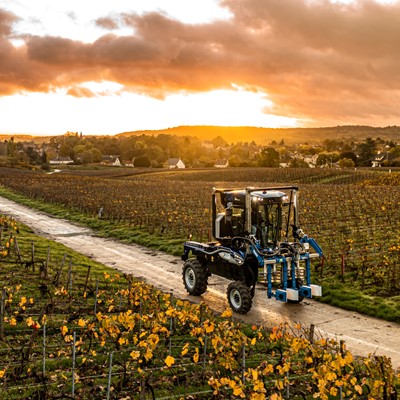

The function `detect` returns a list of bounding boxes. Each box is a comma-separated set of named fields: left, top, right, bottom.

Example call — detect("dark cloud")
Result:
left=0, top=8, right=19, bottom=36
left=1, top=1, right=400, bottom=125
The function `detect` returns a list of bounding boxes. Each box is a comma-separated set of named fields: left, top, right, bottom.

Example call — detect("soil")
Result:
left=1, top=196, right=399, bottom=370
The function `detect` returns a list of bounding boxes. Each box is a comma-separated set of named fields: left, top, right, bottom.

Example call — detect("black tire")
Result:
left=226, top=281, right=253, bottom=314
left=182, top=259, right=208, bottom=296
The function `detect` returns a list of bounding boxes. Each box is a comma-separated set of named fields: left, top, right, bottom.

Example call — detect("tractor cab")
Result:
left=213, top=187, right=298, bottom=250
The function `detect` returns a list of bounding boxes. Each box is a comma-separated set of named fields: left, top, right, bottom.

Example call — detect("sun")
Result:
left=162, top=86, right=300, bottom=129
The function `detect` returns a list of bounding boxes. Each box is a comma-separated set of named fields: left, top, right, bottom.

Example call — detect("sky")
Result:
left=0, top=0, right=399, bottom=136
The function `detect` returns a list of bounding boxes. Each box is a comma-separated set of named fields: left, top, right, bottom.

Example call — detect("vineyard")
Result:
left=0, top=167, right=399, bottom=321
left=0, top=215, right=398, bottom=399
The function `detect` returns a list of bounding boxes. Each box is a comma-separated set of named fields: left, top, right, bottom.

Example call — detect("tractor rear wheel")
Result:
left=227, top=281, right=253, bottom=314
left=182, top=259, right=208, bottom=296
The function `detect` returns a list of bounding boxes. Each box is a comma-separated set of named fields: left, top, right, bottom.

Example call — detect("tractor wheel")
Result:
left=182, top=259, right=208, bottom=296
left=226, top=281, right=253, bottom=314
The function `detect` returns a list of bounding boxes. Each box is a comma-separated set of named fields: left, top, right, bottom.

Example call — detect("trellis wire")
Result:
left=94, top=279, right=99, bottom=315
left=106, top=351, right=113, bottom=400
left=42, top=322, right=46, bottom=376
left=72, top=331, right=76, bottom=397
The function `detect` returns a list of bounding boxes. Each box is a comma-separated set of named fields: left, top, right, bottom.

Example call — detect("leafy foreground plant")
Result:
left=0, top=215, right=398, bottom=399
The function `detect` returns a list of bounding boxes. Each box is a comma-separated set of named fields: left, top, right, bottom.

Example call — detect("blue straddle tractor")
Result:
left=182, top=186, right=323, bottom=314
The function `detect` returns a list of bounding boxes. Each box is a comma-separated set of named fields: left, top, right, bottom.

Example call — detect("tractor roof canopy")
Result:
left=220, top=190, right=288, bottom=208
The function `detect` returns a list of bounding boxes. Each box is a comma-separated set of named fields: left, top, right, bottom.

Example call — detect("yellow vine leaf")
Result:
left=270, top=392, right=282, bottom=400
left=355, top=385, right=363, bottom=394
left=181, top=343, right=189, bottom=356
left=329, top=387, right=338, bottom=396
left=130, top=350, right=140, bottom=360
left=373, top=380, right=384, bottom=389
left=252, top=369, right=258, bottom=381
left=164, top=355, right=175, bottom=367
left=233, top=385, right=245, bottom=398
left=221, top=309, right=232, bottom=318
left=193, top=348, right=199, bottom=363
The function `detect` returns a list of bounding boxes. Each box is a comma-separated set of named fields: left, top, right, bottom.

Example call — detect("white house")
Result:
left=371, top=152, right=391, bottom=167
left=49, top=156, right=73, bottom=165
left=167, top=158, right=185, bottom=169
left=101, top=155, right=122, bottom=166
left=303, top=154, right=319, bottom=168
left=214, top=159, right=229, bottom=168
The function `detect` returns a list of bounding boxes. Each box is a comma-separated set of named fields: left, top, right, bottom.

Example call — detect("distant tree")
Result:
left=41, top=150, right=47, bottom=164
left=0, top=141, right=7, bottom=156
left=389, top=146, right=400, bottom=158
left=228, top=154, right=244, bottom=167
left=100, top=137, right=120, bottom=155
left=339, top=151, right=358, bottom=166
left=134, top=155, right=151, bottom=167
left=323, top=139, right=343, bottom=152
left=24, top=146, right=41, bottom=165
left=289, top=158, right=309, bottom=168
left=212, top=136, right=228, bottom=148
left=316, top=152, right=340, bottom=167
left=59, top=143, right=74, bottom=158
left=298, top=144, right=322, bottom=155
left=74, top=143, right=101, bottom=164
left=356, top=138, right=376, bottom=167
left=257, top=147, right=280, bottom=167
left=197, top=155, right=215, bottom=167
left=6, top=137, right=16, bottom=157
left=338, top=158, right=355, bottom=169
left=146, top=145, right=164, bottom=166
left=133, top=140, right=147, bottom=156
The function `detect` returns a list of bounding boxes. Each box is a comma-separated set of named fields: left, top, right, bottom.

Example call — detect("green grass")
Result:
left=2, top=220, right=120, bottom=292
left=317, top=279, right=400, bottom=323
left=0, top=187, right=185, bottom=256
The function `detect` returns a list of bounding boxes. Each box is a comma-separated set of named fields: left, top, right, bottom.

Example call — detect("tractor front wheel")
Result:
left=182, top=259, right=208, bottom=296
left=227, top=281, right=253, bottom=314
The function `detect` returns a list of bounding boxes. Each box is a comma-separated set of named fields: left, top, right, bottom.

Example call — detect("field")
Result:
left=0, top=215, right=398, bottom=399
left=0, top=166, right=399, bottom=322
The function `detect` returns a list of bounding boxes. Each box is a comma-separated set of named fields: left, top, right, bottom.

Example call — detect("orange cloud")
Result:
left=66, top=86, right=96, bottom=98
left=1, top=1, right=400, bottom=126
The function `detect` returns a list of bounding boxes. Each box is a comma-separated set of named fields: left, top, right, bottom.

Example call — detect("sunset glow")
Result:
left=1, top=0, right=399, bottom=136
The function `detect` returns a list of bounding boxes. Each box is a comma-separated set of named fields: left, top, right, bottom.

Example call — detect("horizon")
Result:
left=1, top=1, right=400, bottom=136
left=2, top=123, right=399, bottom=144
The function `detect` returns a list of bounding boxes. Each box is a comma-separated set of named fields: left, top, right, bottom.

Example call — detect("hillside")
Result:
left=2, top=125, right=400, bottom=145
left=117, top=125, right=400, bottom=145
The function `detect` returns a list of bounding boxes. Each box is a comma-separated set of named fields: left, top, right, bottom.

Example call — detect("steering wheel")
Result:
left=231, top=237, right=246, bottom=250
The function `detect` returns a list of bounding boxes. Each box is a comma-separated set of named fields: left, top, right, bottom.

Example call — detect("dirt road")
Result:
left=1, top=196, right=399, bottom=370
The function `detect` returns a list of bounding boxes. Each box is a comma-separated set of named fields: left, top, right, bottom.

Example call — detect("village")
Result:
left=0, top=130, right=399, bottom=170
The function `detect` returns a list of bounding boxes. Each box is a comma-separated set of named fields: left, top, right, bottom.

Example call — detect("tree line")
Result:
left=0, top=131, right=399, bottom=169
